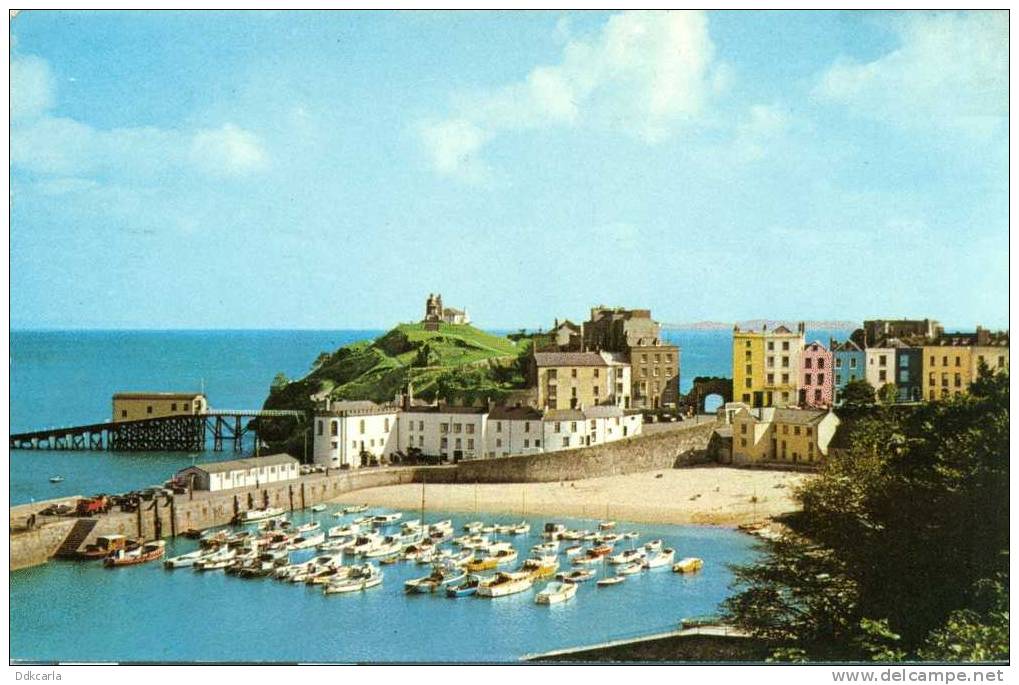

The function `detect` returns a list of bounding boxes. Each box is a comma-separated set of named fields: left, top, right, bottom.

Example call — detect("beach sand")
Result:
left=329, top=466, right=811, bottom=526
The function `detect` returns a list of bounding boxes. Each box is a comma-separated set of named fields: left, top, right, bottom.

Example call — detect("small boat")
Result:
left=462, top=521, right=483, bottom=533
left=234, top=507, right=286, bottom=524
left=617, top=561, right=643, bottom=576
left=323, top=564, right=382, bottom=594
left=310, top=504, right=327, bottom=513
left=476, top=571, right=534, bottom=598
left=194, top=548, right=238, bottom=571
left=183, top=528, right=203, bottom=539
left=104, top=541, right=165, bottom=567
left=363, top=537, right=402, bottom=558
left=379, top=554, right=401, bottom=565
left=531, top=540, right=559, bottom=556
left=520, top=555, right=559, bottom=579
left=453, top=534, right=490, bottom=550
left=542, top=523, right=566, bottom=540
left=401, top=519, right=422, bottom=532
left=289, top=532, right=326, bottom=550
left=642, top=548, right=675, bottom=569
left=597, top=533, right=623, bottom=545
left=599, top=521, right=616, bottom=530
left=561, top=529, right=590, bottom=541
left=344, top=504, right=369, bottom=514
left=352, top=515, right=372, bottom=526
left=297, top=521, right=320, bottom=534
left=573, top=546, right=612, bottom=565
left=318, top=538, right=355, bottom=552
left=371, top=513, right=402, bottom=526
left=446, top=575, right=482, bottom=598
left=596, top=575, right=626, bottom=587
left=564, top=545, right=584, bottom=557
left=405, top=562, right=466, bottom=593
left=509, top=522, right=530, bottom=536
left=49, top=476, right=64, bottom=483
left=164, top=549, right=206, bottom=569
left=79, top=535, right=134, bottom=560
left=622, top=532, right=639, bottom=540
left=607, top=548, right=646, bottom=565
left=556, top=569, right=597, bottom=583
left=465, top=548, right=518, bottom=572
left=673, top=557, right=704, bottom=574
left=328, top=523, right=360, bottom=538
left=643, top=539, right=664, bottom=554
left=349, top=534, right=384, bottom=556
left=535, top=580, right=577, bottom=605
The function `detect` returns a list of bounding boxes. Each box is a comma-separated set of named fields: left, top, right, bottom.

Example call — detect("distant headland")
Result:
left=663, top=320, right=859, bottom=331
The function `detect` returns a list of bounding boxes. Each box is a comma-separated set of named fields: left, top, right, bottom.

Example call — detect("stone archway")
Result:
left=682, top=377, right=733, bottom=414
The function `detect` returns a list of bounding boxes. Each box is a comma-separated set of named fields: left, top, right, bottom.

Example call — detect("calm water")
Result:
left=9, top=328, right=848, bottom=505
left=10, top=507, right=758, bottom=663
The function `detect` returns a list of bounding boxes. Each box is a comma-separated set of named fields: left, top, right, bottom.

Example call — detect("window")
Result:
left=653, top=368, right=659, bottom=377
left=899, top=370, right=908, bottom=383
left=999, top=356, right=1006, bottom=368
left=147, top=405, right=153, bottom=414
left=794, top=426, right=801, bottom=436
left=441, top=437, right=448, bottom=448
left=818, top=358, right=825, bottom=369
left=562, top=437, right=570, bottom=447
left=571, top=368, right=578, bottom=378
left=836, top=374, right=842, bottom=385
left=440, top=423, right=449, bottom=434
left=496, top=438, right=502, bottom=448
left=454, top=423, right=462, bottom=433
left=745, top=351, right=752, bottom=360
left=879, top=370, right=887, bottom=382
left=593, top=386, right=600, bottom=396
left=930, top=355, right=935, bottom=367
left=418, top=421, right=424, bottom=431
left=524, top=439, right=530, bottom=448
left=767, top=357, right=774, bottom=368
left=879, top=355, right=887, bottom=367
left=740, top=423, right=747, bottom=434
left=496, top=421, right=502, bottom=433
left=171, top=403, right=177, bottom=411
left=955, top=356, right=961, bottom=367
left=745, top=364, right=752, bottom=374
left=767, top=341, right=774, bottom=351
left=593, top=368, right=599, bottom=378
left=384, top=418, right=390, bottom=431
left=850, top=358, right=857, bottom=369
left=954, top=373, right=961, bottom=388
left=467, top=439, right=474, bottom=450
left=805, top=358, right=813, bottom=369
left=782, top=341, right=790, bottom=351
left=900, top=355, right=909, bottom=368
left=836, top=358, right=842, bottom=368
left=781, top=373, right=789, bottom=384
left=814, top=389, right=821, bottom=402
left=524, top=422, right=531, bottom=433
left=590, top=420, right=597, bottom=430
left=745, top=378, right=752, bottom=388
left=654, top=354, right=660, bottom=363
left=781, top=357, right=789, bottom=368
left=183, top=403, right=189, bottom=411
left=548, top=369, right=557, bottom=379
left=941, top=373, right=948, bottom=387
left=332, top=441, right=338, bottom=449
left=331, top=421, right=338, bottom=436
left=805, top=373, right=812, bottom=385
left=782, top=425, right=788, bottom=434
left=570, top=422, right=577, bottom=433
left=534, top=440, right=541, bottom=447
left=740, top=438, right=747, bottom=447
left=665, top=354, right=672, bottom=362
left=767, top=373, right=774, bottom=384
left=466, top=424, right=474, bottom=434
left=745, top=342, right=750, bottom=348
left=643, top=354, right=649, bottom=362
left=943, top=356, right=948, bottom=366
left=359, top=419, right=365, bottom=434
left=418, top=436, right=424, bottom=447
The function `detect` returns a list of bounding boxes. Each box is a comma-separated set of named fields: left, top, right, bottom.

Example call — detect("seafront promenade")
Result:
left=10, top=419, right=724, bottom=570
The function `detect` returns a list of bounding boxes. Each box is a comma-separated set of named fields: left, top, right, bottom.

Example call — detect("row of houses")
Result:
left=733, top=319, right=1009, bottom=409
left=311, top=395, right=643, bottom=468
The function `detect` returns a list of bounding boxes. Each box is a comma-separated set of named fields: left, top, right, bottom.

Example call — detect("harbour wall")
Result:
left=417, top=420, right=718, bottom=484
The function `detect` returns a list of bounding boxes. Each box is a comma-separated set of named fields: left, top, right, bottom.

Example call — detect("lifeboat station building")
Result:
left=112, top=392, right=208, bottom=422
left=176, top=454, right=299, bottom=492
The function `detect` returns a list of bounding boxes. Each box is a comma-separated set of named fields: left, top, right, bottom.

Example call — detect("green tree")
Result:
left=270, top=372, right=290, bottom=392
left=839, top=379, right=876, bottom=409
left=877, top=382, right=898, bottom=405
left=724, top=372, right=1009, bottom=661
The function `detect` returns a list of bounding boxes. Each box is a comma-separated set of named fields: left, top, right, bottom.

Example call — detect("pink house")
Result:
left=799, top=341, right=833, bottom=408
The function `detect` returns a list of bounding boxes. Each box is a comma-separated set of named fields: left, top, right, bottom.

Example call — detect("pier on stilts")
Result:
left=8, top=409, right=304, bottom=453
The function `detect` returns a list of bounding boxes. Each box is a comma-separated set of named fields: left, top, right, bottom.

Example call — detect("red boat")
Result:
left=104, top=541, right=166, bottom=567
left=79, top=535, right=138, bottom=560
left=589, top=544, right=613, bottom=557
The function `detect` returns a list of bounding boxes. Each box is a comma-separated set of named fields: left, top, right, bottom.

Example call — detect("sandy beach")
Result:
left=329, top=466, right=811, bottom=526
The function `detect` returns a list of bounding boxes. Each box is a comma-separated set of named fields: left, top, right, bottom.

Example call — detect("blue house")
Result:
left=830, top=339, right=866, bottom=403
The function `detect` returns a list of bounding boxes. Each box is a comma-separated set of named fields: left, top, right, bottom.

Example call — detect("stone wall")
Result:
left=10, top=518, right=78, bottom=571
left=420, top=420, right=717, bottom=484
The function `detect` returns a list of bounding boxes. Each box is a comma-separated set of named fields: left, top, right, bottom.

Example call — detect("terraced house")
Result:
left=732, top=323, right=806, bottom=408
left=729, top=406, right=840, bottom=467
left=529, top=351, right=631, bottom=410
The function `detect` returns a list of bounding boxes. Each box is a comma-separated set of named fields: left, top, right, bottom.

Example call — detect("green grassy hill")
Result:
left=259, top=323, right=530, bottom=454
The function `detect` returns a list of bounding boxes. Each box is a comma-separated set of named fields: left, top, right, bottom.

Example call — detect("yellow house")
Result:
left=731, top=406, right=840, bottom=466
left=971, top=345, right=1009, bottom=380
left=732, top=323, right=805, bottom=408
left=921, top=345, right=973, bottom=401
left=112, top=392, right=207, bottom=422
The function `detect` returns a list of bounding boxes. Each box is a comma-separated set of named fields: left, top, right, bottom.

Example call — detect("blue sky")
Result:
left=10, top=10, right=1009, bottom=330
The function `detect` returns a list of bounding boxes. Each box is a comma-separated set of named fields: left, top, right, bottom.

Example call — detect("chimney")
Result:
left=798, top=321, right=806, bottom=334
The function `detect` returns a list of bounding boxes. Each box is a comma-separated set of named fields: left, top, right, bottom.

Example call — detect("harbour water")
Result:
left=11, top=507, right=758, bottom=663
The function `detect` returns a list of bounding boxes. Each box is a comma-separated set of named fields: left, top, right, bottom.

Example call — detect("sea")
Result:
left=9, top=327, right=848, bottom=663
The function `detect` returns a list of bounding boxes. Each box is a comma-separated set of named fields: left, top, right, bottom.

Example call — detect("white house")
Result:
left=312, top=400, right=400, bottom=469
left=865, top=347, right=896, bottom=394
left=400, top=405, right=488, bottom=461
left=486, top=405, right=546, bottom=457
left=176, top=453, right=299, bottom=492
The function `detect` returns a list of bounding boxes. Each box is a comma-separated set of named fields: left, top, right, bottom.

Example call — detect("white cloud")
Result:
left=815, top=12, right=1007, bottom=136
left=190, top=124, right=269, bottom=176
left=420, top=10, right=721, bottom=177
left=10, top=54, right=55, bottom=120
left=10, top=54, right=269, bottom=182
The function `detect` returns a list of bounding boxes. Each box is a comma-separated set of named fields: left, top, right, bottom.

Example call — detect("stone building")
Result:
left=580, top=306, right=679, bottom=409
left=312, top=400, right=400, bottom=468
left=863, top=319, right=943, bottom=345
left=422, top=293, right=470, bottom=328
left=176, top=454, right=299, bottom=492
left=799, top=341, right=833, bottom=408
left=529, top=350, right=631, bottom=410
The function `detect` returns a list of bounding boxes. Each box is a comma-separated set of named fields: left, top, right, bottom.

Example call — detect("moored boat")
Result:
left=542, top=523, right=566, bottom=540
left=509, top=522, right=530, bottom=536
left=328, top=523, right=360, bottom=538
left=476, top=571, right=534, bottom=598
left=310, top=504, right=327, bottom=513
left=596, top=575, right=626, bottom=587
left=49, top=475, right=64, bottom=483
left=289, top=532, right=326, bottom=551
left=672, top=557, right=704, bottom=574
left=642, top=547, right=675, bottom=569
left=607, top=548, right=646, bottom=565
left=445, top=575, right=481, bottom=598
left=617, top=561, right=643, bottom=576
left=79, top=535, right=135, bottom=560
left=297, top=521, right=320, bottom=534
left=556, top=569, right=597, bottom=583
left=405, top=562, right=466, bottom=594
left=465, top=548, right=517, bottom=573
left=598, top=521, right=616, bottom=530
left=323, top=564, right=382, bottom=594
left=564, top=545, right=584, bottom=557
left=462, top=521, right=483, bottom=533
left=104, top=540, right=165, bottom=567
left=164, top=549, right=206, bottom=569
left=535, top=580, right=577, bottom=605
left=371, top=512, right=402, bottom=526
left=234, top=507, right=286, bottom=524
left=643, top=539, right=663, bottom=554
left=343, top=504, right=369, bottom=514
left=520, top=554, right=559, bottom=580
